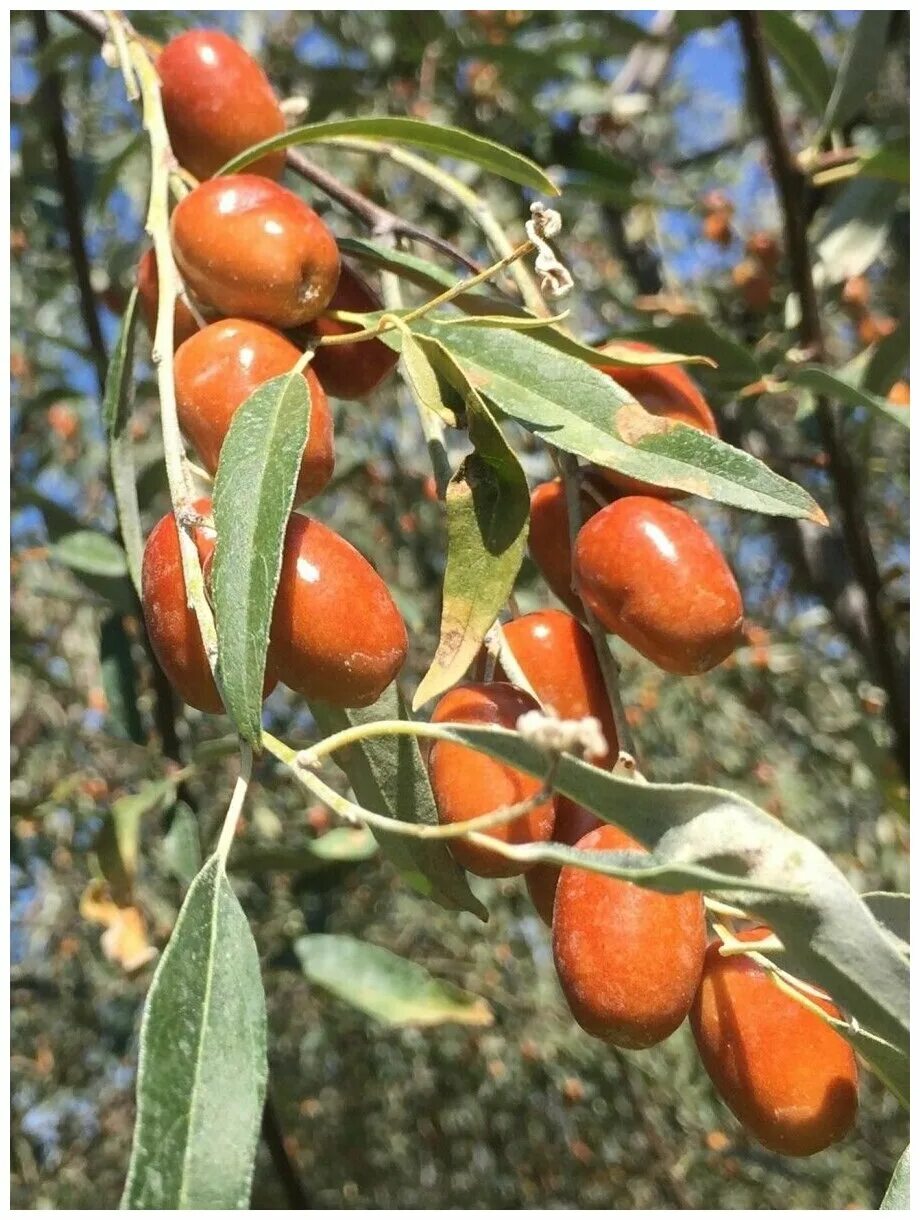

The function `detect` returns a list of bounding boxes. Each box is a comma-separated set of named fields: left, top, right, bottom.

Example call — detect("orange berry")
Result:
left=297, top=264, right=398, bottom=399
left=136, top=248, right=203, bottom=350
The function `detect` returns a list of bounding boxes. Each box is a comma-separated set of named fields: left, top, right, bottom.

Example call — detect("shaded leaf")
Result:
left=52, top=530, right=128, bottom=579
left=861, top=324, right=910, bottom=397
left=394, top=322, right=823, bottom=521
left=761, top=12, right=832, bottom=117
left=212, top=372, right=311, bottom=747
left=100, top=612, right=144, bottom=744
left=310, top=687, right=487, bottom=920
left=789, top=365, right=909, bottom=429
left=621, top=318, right=762, bottom=388
left=398, top=328, right=460, bottom=427
left=820, top=12, right=893, bottom=136
left=231, top=828, right=378, bottom=874
left=414, top=339, right=529, bottom=709
left=855, top=141, right=909, bottom=185
left=862, top=892, right=909, bottom=953
left=880, top=1146, right=910, bottom=1209
left=159, top=802, right=203, bottom=889
left=295, top=934, right=493, bottom=1027
left=96, top=779, right=176, bottom=904
left=122, top=856, right=267, bottom=1209
left=219, top=116, right=558, bottom=196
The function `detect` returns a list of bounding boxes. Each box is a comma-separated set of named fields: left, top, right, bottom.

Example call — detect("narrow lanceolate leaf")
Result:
left=880, top=1146, right=910, bottom=1209
left=122, top=855, right=267, bottom=1209
left=96, top=779, right=176, bottom=904
left=819, top=11, right=893, bottom=137
left=52, top=530, right=129, bottom=578
left=295, top=934, right=493, bottom=1028
left=103, top=286, right=144, bottom=598
left=418, top=721, right=909, bottom=1097
left=855, top=141, right=910, bottom=185
left=622, top=318, right=763, bottom=388
left=413, top=339, right=529, bottom=709
left=399, top=328, right=460, bottom=427
left=218, top=116, right=559, bottom=196
left=861, top=892, right=910, bottom=953
left=761, top=12, right=832, bottom=117
left=789, top=365, right=909, bottom=429
left=399, top=322, right=824, bottom=522
left=310, top=687, right=487, bottom=921
left=815, top=177, right=901, bottom=284
left=860, top=324, right=910, bottom=397
left=212, top=371, right=311, bottom=747
left=231, top=828, right=377, bottom=875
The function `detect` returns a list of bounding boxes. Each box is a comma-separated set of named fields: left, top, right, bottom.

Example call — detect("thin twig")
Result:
left=737, top=12, right=908, bottom=781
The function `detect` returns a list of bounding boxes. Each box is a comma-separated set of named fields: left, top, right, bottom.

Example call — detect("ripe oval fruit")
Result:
left=525, top=798, right=600, bottom=927
left=553, top=823, right=706, bottom=1048
left=690, top=928, right=859, bottom=1156
left=269, top=514, right=407, bottom=707
left=528, top=478, right=604, bottom=614
left=298, top=264, right=398, bottom=399
left=428, top=682, right=556, bottom=879
left=592, top=341, right=719, bottom=499
left=175, top=319, right=334, bottom=504
left=142, top=498, right=277, bottom=713
left=574, top=497, right=744, bottom=675
left=498, top=610, right=618, bottom=766
left=136, top=249, right=202, bottom=350
left=171, top=175, right=340, bottom=328
left=157, top=29, right=286, bottom=181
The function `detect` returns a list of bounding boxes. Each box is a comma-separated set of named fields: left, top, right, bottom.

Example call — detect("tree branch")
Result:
left=736, top=12, right=908, bottom=780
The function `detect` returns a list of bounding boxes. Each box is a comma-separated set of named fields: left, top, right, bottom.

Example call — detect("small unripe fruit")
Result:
left=136, top=249, right=202, bottom=350
left=174, top=319, right=334, bottom=504
left=887, top=379, right=910, bottom=406
left=592, top=341, right=719, bottom=499
left=703, top=211, right=733, bottom=246
left=142, top=498, right=278, bottom=713
left=157, top=30, right=286, bottom=181
left=269, top=514, right=407, bottom=707
left=297, top=264, right=398, bottom=399
left=428, top=682, right=556, bottom=878
left=690, top=928, right=859, bottom=1156
left=528, top=478, right=602, bottom=614
left=732, top=259, right=772, bottom=311
left=525, top=798, right=600, bottom=926
left=498, top=610, right=618, bottom=766
left=553, top=823, right=706, bottom=1047
left=745, top=231, right=781, bottom=271
left=171, top=175, right=340, bottom=328
left=841, top=275, right=871, bottom=317
left=574, top=497, right=744, bottom=675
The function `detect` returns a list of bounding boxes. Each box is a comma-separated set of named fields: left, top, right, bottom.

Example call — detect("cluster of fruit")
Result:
left=700, top=190, right=781, bottom=313
left=139, top=31, right=406, bottom=715
left=137, top=28, right=858, bottom=1159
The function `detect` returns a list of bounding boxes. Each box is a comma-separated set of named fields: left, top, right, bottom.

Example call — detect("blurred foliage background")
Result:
left=10, top=8, right=908, bottom=1209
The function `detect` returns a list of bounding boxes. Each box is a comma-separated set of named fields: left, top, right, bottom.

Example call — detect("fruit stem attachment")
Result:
left=215, top=742, right=253, bottom=865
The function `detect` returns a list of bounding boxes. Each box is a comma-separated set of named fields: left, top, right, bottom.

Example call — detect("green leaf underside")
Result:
left=789, top=365, right=909, bottom=428
left=218, top=116, right=558, bottom=196
left=418, top=721, right=908, bottom=1089
left=393, top=322, right=824, bottom=521
left=761, top=12, right=832, bottom=117
left=880, top=1146, right=910, bottom=1209
left=310, top=688, right=487, bottom=921
left=103, top=287, right=144, bottom=597
left=294, top=934, right=493, bottom=1027
left=51, top=530, right=129, bottom=578
left=212, top=372, right=312, bottom=747
left=122, top=856, right=267, bottom=1209
left=413, top=339, right=529, bottom=708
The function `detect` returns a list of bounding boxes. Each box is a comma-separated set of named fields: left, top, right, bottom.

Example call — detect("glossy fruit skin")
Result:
left=525, top=798, right=600, bottom=926
left=574, top=497, right=744, bottom=675
left=553, top=823, right=706, bottom=1048
left=171, top=175, right=340, bottom=328
left=137, top=249, right=203, bottom=350
left=175, top=319, right=334, bottom=504
left=269, top=514, right=407, bottom=707
left=157, top=30, right=286, bottom=181
left=593, top=341, right=719, bottom=499
left=690, top=928, right=859, bottom=1156
left=298, top=264, right=398, bottom=399
left=498, top=610, right=618, bottom=766
left=428, top=683, right=556, bottom=879
left=142, top=498, right=278, bottom=713
left=528, top=479, right=602, bottom=615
